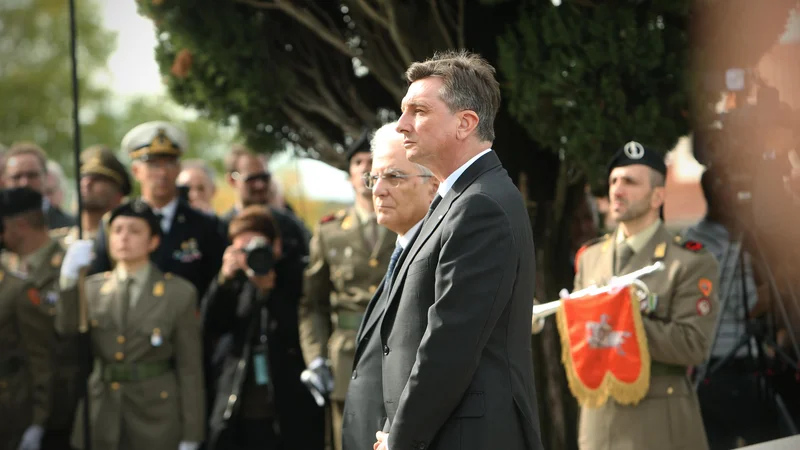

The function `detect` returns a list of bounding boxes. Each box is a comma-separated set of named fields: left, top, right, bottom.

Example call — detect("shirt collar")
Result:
left=151, top=197, right=179, bottom=229
left=115, top=261, right=151, bottom=285
left=397, top=219, right=424, bottom=249
left=437, top=148, right=493, bottom=198
left=616, top=219, right=662, bottom=254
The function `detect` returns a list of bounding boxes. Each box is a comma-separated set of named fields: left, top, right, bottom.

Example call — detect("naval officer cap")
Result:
left=121, top=121, right=188, bottom=162
left=108, top=199, right=163, bottom=238
left=607, top=140, right=667, bottom=178
left=80, top=146, right=132, bottom=196
left=345, top=128, right=372, bottom=164
left=0, top=187, right=43, bottom=218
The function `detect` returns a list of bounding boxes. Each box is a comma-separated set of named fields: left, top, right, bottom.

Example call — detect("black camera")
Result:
left=244, top=236, right=275, bottom=276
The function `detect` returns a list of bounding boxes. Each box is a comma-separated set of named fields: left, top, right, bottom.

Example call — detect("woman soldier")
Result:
left=56, top=199, right=204, bottom=450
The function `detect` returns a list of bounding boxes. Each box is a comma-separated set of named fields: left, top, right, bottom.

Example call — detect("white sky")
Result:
left=97, top=0, right=353, bottom=203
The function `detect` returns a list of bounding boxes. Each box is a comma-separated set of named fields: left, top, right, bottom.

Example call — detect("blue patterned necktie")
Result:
left=384, top=243, right=404, bottom=292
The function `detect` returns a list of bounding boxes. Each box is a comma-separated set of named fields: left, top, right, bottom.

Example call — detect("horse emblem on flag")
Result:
left=556, top=285, right=650, bottom=408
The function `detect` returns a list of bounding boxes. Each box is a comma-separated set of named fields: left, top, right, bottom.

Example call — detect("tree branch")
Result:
left=281, top=104, right=344, bottom=167
left=355, top=0, right=391, bottom=29
left=429, top=0, right=455, bottom=49
left=457, top=0, right=465, bottom=49
left=377, top=0, right=415, bottom=65
left=235, top=0, right=405, bottom=100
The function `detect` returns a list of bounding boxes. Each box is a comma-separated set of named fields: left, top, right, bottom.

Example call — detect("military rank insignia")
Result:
left=153, top=281, right=165, bottom=297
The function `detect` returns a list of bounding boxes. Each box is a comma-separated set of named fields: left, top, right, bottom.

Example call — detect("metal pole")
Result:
left=67, top=0, right=91, bottom=448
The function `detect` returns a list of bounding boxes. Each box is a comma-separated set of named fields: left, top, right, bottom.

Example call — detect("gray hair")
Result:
left=181, top=159, right=217, bottom=182
left=370, top=122, right=433, bottom=178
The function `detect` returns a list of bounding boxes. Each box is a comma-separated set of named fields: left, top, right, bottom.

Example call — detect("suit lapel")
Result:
left=380, top=151, right=502, bottom=329
left=354, top=281, right=386, bottom=361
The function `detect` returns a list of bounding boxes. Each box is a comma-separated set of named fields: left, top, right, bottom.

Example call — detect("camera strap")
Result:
left=252, top=304, right=271, bottom=387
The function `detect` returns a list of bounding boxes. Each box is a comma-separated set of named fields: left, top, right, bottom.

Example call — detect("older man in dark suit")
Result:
left=342, top=122, right=438, bottom=450
left=375, top=51, right=543, bottom=450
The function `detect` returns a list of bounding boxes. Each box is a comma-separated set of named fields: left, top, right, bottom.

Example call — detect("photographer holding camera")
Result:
left=202, top=205, right=324, bottom=450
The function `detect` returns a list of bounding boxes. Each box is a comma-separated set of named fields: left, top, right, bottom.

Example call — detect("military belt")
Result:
left=337, top=311, right=365, bottom=331
left=650, top=362, right=687, bottom=377
left=100, top=360, right=174, bottom=382
left=0, top=357, right=22, bottom=378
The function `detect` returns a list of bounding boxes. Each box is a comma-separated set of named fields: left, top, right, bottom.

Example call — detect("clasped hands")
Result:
left=374, top=431, right=389, bottom=450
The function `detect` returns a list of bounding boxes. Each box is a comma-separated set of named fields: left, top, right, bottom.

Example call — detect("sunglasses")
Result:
left=232, top=171, right=271, bottom=184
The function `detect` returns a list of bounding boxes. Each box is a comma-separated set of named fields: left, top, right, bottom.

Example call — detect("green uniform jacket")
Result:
left=0, top=268, right=52, bottom=449
left=26, top=239, right=83, bottom=434
left=56, top=265, right=205, bottom=450
left=299, top=207, right=396, bottom=400
left=574, top=224, right=719, bottom=450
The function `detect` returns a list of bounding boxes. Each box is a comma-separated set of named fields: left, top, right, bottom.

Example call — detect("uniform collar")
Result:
left=616, top=219, right=662, bottom=254
left=115, top=261, right=151, bottom=285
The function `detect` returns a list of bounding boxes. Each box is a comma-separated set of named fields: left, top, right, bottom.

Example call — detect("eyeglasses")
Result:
left=232, top=171, right=271, bottom=184
left=362, top=171, right=432, bottom=189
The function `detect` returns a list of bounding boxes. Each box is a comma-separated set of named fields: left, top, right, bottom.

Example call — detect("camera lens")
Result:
left=244, top=236, right=275, bottom=276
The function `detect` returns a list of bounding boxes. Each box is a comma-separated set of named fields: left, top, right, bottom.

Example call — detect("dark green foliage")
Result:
left=498, top=0, right=692, bottom=187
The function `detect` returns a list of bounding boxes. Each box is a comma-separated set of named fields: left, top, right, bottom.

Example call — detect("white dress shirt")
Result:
left=436, top=148, right=493, bottom=197
left=151, top=197, right=178, bottom=234
left=397, top=219, right=423, bottom=249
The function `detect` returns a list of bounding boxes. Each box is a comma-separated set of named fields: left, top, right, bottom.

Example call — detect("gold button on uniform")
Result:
left=160, top=391, right=168, bottom=399
left=114, top=352, right=124, bottom=361
left=110, top=382, right=120, bottom=391
left=117, top=336, right=126, bottom=344
left=667, top=386, right=674, bottom=395
left=369, top=285, right=377, bottom=293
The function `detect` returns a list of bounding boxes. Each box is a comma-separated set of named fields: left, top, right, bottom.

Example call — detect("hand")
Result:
left=18, top=425, right=44, bottom=450
left=374, top=431, right=389, bottom=450
left=302, top=357, right=334, bottom=395
left=60, top=240, right=94, bottom=281
left=178, top=441, right=199, bottom=450
left=220, top=245, right=242, bottom=280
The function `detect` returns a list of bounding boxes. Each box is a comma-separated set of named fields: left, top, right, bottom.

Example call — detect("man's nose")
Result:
left=396, top=113, right=411, bottom=134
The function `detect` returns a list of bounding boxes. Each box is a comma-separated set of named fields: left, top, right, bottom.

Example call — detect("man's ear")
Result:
left=226, top=173, right=236, bottom=188
left=131, top=161, right=143, bottom=182
left=456, top=110, right=480, bottom=141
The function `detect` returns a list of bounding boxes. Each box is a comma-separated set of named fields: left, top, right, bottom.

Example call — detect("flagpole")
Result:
left=68, top=0, right=92, bottom=448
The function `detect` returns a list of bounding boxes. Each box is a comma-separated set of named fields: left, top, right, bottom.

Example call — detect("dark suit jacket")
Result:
left=89, top=198, right=225, bottom=301
left=378, top=151, right=543, bottom=450
left=46, top=205, right=75, bottom=229
left=342, top=280, right=390, bottom=450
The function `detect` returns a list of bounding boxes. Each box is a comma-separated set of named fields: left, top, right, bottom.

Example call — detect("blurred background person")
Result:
left=1, top=142, right=75, bottom=229
left=177, top=159, right=217, bottom=214
left=50, top=145, right=131, bottom=245
left=45, top=160, right=67, bottom=211
left=1, top=143, right=8, bottom=188
left=202, top=205, right=324, bottom=450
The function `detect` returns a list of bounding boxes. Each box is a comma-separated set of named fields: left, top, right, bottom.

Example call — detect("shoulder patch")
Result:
left=574, top=234, right=609, bottom=273
left=677, top=239, right=704, bottom=252
left=320, top=214, right=336, bottom=224
left=27, top=288, right=41, bottom=306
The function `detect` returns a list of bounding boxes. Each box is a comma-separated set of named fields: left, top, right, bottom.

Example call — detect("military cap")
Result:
left=0, top=187, right=43, bottom=218
left=108, top=199, right=162, bottom=237
left=80, top=146, right=132, bottom=196
left=345, top=128, right=372, bottom=163
left=607, top=141, right=667, bottom=178
left=121, top=121, right=188, bottom=161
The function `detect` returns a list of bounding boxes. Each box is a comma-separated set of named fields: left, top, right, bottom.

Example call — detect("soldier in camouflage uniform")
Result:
left=299, top=132, right=397, bottom=450
left=0, top=190, right=53, bottom=450
left=50, top=145, right=131, bottom=247
left=0, top=187, right=79, bottom=450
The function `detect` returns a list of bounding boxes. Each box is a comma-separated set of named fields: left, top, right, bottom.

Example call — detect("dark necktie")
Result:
left=421, top=194, right=443, bottom=226
left=119, top=278, right=132, bottom=330
left=384, top=244, right=404, bottom=293
left=614, top=242, right=634, bottom=276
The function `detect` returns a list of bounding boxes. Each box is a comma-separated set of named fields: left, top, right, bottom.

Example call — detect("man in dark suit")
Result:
left=375, top=51, right=543, bottom=450
left=342, top=122, right=438, bottom=450
left=87, top=121, right=225, bottom=301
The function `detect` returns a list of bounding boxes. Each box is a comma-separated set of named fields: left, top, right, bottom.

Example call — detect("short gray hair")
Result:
left=181, top=159, right=217, bottom=182
left=370, top=122, right=433, bottom=178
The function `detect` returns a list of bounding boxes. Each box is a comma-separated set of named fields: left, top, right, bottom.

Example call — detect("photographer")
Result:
left=202, top=205, right=324, bottom=450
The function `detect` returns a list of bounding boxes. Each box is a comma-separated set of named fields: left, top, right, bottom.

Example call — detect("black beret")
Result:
left=0, top=187, right=43, bottom=218
left=108, top=199, right=162, bottom=237
left=345, top=128, right=372, bottom=164
left=607, top=141, right=667, bottom=178
left=81, top=146, right=132, bottom=196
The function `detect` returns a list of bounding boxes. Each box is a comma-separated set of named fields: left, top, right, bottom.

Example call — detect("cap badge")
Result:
left=624, top=141, right=645, bottom=160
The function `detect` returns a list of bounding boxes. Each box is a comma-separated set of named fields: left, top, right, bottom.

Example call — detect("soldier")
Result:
left=573, top=142, right=720, bottom=450
left=50, top=145, right=131, bottom=246
left=0, top=187, right=80, bottom=450
left=57, top=199, right=204, bottom=450
left=87, top=121, right=225, bottom=301
left=299, top=131, right=397, bottom=450
left=0, top=189, right=53, bottom=450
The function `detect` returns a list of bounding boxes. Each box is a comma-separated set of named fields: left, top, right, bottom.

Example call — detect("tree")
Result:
left=0, top=0, right=115, bottom=171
